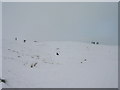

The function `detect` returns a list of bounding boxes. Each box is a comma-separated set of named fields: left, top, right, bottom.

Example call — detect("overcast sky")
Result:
left=2, top=2, right=118, bottom=45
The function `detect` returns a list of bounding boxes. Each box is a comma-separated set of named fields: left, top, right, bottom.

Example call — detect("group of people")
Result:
left=15, top=37, right=27, bottom=43
left=91, top=41, right=99, bottom=45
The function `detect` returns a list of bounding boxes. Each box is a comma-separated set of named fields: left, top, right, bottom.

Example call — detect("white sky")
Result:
left=2, top=2, right=118, bottom=45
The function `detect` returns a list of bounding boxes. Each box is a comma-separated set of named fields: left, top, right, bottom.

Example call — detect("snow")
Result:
left=0, top=2, right=2, bottom=90
left=2, top=38, right=118, bottom=88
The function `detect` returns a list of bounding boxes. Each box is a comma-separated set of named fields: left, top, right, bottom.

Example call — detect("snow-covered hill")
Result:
left=2, top=38, right=118, bottom=88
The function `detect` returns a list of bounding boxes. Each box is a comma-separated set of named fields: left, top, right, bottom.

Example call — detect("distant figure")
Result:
left=24, top=40, right=26, bottom=43
left=18, top=56, right=20, bottom=58
left=31, top=65, right=33, bottom=68
left=0, top=78, right=6, bottom=83
left=56, top=52, right=59, bottom=56
left=96, top=42, right=99, bottom=44
left=84, top=59, right=87, bottom=61
left=34, top=63, right=37, bottom=67
left=56, top=48, right=59, bottom=50
left=15, top=37, right=17, bottom=40
left=34, top=41, right=37, bottom=42
left=91, top=42, right=95, bottom=44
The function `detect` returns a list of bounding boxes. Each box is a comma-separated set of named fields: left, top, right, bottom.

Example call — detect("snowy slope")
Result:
left=2, top=38, right=118, bottom=88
